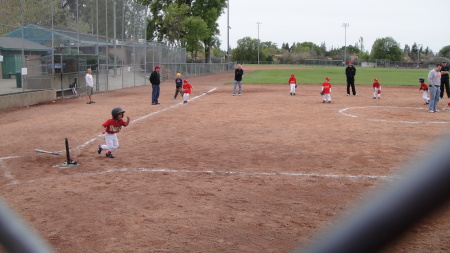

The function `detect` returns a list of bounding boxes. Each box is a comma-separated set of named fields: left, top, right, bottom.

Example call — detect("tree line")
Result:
left=231, top=36, right=450, bottom=64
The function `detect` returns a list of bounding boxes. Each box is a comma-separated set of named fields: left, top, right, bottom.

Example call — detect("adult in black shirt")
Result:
left=233, top=64, right=244, bottom=96
left=149, top=66, right=161, bottom=105
left=345, top=61, right=357, bottom=96
left=440, top=61, right=449, bottom=99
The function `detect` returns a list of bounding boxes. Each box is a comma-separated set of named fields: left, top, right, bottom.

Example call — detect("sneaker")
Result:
left=86, top=102, right=91, bottom=104
left=97, top=145, right=103, bottom=154
left=429, top=110, right=435, bottom=113
left=239, top=94, right=242, bottom=96
left=354, top=94, right=358, bottom=96
left=293, top=93, right=296, bottom=95
left=290, top=93, right=292, bottom=96
left=378, top=97, right=381, bottom=99
left=232, top=94, right=235, bottom=96
left=435, top=110, right=440, bottom=112
left=183, top=101, right=187, bottom=104
left=347, top=94, right=350, bottom=96
left=373, top=97, right=376, bottom=99
left=323, top=100, right=326, bottom=103
left=328, top=101, right=331, bottom=103
left=90, top=101, right=95, bottom=103
left=106, top=152, right=115, bottom=158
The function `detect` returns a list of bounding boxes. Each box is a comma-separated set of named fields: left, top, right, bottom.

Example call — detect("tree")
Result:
left=370, top=37, right=402, bottom=61
left=138, top=0, right=227, bottom=63
left=161, top=3, right=189, bottom=47
left=231, top=37, right=261, bottom=62
left=182, top=16, right=209, bottom=60
left=439, top=45, right=450, bottom=58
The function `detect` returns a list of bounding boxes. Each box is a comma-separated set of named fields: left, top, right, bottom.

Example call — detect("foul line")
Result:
left=339, top=106, right=450, bottom=124
left=72, top=87, right=218, bottom=152
left=6, top=168, right=397, bottom=186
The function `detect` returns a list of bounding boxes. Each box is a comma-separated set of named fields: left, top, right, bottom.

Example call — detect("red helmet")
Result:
left=183, top=79, right=188, bottom=83
left=325, top=77, right=330, bottom=81
left=374, top=78, right=378, bottom=81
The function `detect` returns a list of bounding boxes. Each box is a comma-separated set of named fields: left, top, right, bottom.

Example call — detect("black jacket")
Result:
left=149, top=71, right=161, bottom=85
left=345, top=66, right=356, bottom=78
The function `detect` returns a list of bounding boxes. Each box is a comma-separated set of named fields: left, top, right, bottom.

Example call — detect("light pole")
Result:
left=417, top=44, right=422, bottom=68
left=342, top=23, right=349, bottom=64
left=257, top=22, right=262, bottom=64
left=227, top=0, right=230, bottom=63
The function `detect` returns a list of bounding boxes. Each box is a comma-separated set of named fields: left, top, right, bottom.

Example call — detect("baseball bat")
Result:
left=35, top=149, right=61, bottom=156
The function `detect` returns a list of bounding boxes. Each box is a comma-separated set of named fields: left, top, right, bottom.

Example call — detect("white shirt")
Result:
left=85, top=73, right=93, bottom=87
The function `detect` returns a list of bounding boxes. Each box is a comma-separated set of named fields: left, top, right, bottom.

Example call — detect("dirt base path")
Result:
left=0, top=66, right=449, bottom=252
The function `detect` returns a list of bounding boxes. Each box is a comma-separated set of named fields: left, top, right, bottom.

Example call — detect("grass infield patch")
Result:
left=238, top=66, right=430, bottom=86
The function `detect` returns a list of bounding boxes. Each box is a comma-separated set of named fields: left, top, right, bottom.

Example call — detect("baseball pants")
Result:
left=101, top=133, right=119, bottom=152
left=290, top=84, right=296, bottom=94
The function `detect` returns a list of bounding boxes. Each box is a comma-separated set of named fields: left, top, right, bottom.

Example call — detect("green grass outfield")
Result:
left=237, top=65, right=431, bottom=86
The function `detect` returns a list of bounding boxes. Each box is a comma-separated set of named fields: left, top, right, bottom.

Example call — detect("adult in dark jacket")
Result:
left=440, top=61, right=449, bottom=99
left=345, top=61, right=357, bottom=96
left=149, top=66, right=161, bottom=105
left=233, top=64, right=244, bottom=96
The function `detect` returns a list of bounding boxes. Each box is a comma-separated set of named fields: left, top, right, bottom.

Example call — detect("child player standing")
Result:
left=182, top=79, right=193, bottom=104
left=373, top=78, right=381, bottom=99
left=288, top=74, right=297, bottom=95
left=418, top=77, right=429, bottom=105
left=173, top=73, right=183, bottom=100
left=98, top=107, right=130, bottom=158
left=322, top=77, right=332, bottom=103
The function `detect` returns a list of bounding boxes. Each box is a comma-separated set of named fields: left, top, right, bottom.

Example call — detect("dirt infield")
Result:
left=0, top=65, right=449, bottom=252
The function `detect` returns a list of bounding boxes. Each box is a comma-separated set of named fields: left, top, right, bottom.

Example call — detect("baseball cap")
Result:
left=349, top=61, right=353, bottom=65
left=183, top=79, right=188, bottom=83
left=155, top=65, right=160, bottom=69
left=326, top=77, right=330, bottom=80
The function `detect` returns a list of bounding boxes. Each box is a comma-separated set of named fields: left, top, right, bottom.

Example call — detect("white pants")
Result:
left=322, top=93, right=331, bottom=101
left=101, top=133, right=119, bottom=152
left=373, top=88, right=381, bottom=98
left=183, top=93, right=190, bottom=101
left=290, top=83, right=296, bottom=94
left=422, top=90, right=429, bottom=102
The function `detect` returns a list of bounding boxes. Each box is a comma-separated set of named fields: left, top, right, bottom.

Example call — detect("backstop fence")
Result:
left=0, top=0, right=233, bottom=97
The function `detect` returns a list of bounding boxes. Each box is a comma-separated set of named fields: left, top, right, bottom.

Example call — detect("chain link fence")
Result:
left=0, top=0, right=233, bottom=97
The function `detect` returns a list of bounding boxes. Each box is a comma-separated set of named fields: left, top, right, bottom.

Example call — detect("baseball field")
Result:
left=0, top=65, right=449, bottom=252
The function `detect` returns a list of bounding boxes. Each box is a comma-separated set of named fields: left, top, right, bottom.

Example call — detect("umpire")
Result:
left=346, top=61, right=357, bottom=96
left=440, top=61, right=449, bottom=99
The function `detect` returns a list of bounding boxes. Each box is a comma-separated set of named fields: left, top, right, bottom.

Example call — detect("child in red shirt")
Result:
left=322, top=77, right=332, bottom=103
left=288, top=74, right=297, bottom=95
left=182, top=79, right=193, bottom=104
left=98, top=107, right=130, bottom=158
left=418, top=77, right=429, bottom=105
left=373, top=78, right=381, bottom=99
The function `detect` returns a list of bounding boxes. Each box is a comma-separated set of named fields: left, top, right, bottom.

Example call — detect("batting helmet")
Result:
left=111, top=107, right=125, bottom=119
left=374, top=78, right=378, bottom=81
left=326, top=77, right=330, bottom=81
left=419, top=77, right=425, bottom=82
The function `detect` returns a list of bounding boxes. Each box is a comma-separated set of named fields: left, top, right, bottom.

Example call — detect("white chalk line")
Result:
left=68, top=87, right=218, bottom=153
left=339, top=106, right=450, bottom=124
left=5, top=167, right=397, bottom=186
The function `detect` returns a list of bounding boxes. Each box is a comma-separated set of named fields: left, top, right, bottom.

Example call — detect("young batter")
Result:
left=373, top=78, right=381, bottom=99
left=98, top=107, right=130, bottom=158
left=322, top=77, right=332, bottom=103
left=419, top=77, right=429, bottom=105
left=182, top=79, right=193, bottom=104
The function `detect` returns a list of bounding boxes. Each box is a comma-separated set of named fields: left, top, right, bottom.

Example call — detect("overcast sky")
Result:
left=217, top=0, right=449, bottom=54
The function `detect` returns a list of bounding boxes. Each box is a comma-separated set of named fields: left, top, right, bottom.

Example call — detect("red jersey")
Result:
left=420, top=82, right=428, bottom=91
left=322, top=82, right=332, bottom=94
left=373, top=81, right=381, bottom=88
left=183, top=83, right=193, bottom=94
left=102, top=118, right=127, bottom=134
left=289, top=77, right=296, bottom=84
